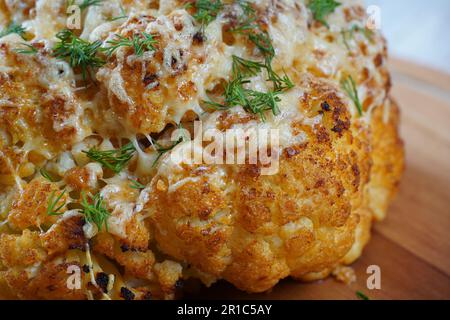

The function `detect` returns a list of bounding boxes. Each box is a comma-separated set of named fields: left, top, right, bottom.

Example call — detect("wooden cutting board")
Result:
left=194, top=58, right=450, bottom=300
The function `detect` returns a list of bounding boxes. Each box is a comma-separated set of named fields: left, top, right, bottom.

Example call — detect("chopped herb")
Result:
left=239, top=31, right=293, bottom=91
left=206, top=4, right=294, bottom=121
left=308, top=0, right=341, bottom=28
left=102, top=32, right=157, bottom=57
left=0, top=22, right=26, bottom=39
left=52, top=29, right=105, bottom=82
left=40, top=168, right=54, bottom=182
left=266, top=63, right=295, bottom=92
left=341, top=75, right=363, bottom=116
left=47, top=190, right=67, bottom=216
left=130, top=180, right=146, bottom=190
left=356, top=291, right=370, bottom=300
left=14, top=43, right=38, bottom=55
left=205, top=77, right=282, bottom=121
left=80, top=191, right=110, bottom=231
left=83, top=142, right=136, bottom=173
left=249, top=32, right=275, bottom=60
left=232, top=55, right=265, bottom=78
left=237, top=0, right=256, bottom=16
left=230, top=1, right=257, bottom=34
left=190, top=0, right=223, bottom=33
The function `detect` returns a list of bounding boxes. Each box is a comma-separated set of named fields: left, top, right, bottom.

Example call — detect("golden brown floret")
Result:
left=7, top=178, right=66, bottom=230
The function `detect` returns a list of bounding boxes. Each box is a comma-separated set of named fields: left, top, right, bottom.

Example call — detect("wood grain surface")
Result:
left=193, top=58, right=450, bottom=300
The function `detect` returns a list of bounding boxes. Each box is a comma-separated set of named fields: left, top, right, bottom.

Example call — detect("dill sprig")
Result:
left=52, top=29, right=105, bottom=82
left=308, top=0, right=341, bottom=28
left=266, top=63, right=294, bottom=92
left=83, top=142, right=136, bottom=173
left=244, top=90, right=282, bottom=120
left=356, top=291, right=370, bottom=300
left=80, top=192, right=110, bottom=231
left=40, top=168, right=54, bottom=182
left=190, top=0, right=223, bottom=32
left=232, top=55, right=265, bottom=78
left=230, top=1, right=258, bottom=34
left=0, top=22, right=26, bottom=39
left=14, top=43, right=38, bottom=55
left=249, top=32, right=276, bottom=60
left=205, top=2, right=294, bottom=121
left=205, top=58, right=288, bottom=120
left=103, top=32, right=157, bottom=57
left=129, top=180, right=146, bottom=190
left=232, top=3, right=294, bottom=87
left=205, top=77, right=282, bottom=121
left=341, top=75, right=363, bottom=116
left=239, top=30, right=293, bottom=91
left=47, top=190, right=67, bottom=216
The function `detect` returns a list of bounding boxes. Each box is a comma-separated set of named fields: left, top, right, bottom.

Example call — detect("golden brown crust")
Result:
left=7, top=179, right=65, bottom=230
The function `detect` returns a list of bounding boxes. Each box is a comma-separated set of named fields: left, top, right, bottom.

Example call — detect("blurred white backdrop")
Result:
left=368, top=0, right=450, bottom=73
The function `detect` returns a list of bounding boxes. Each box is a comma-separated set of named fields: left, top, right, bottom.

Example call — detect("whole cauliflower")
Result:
left=0, top=0, right=404, bottom=299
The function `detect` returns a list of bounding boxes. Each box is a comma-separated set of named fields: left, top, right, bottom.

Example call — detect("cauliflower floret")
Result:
left=96, top=10, right=204, bottom=135
left=7, top=178, right=67, bottom=230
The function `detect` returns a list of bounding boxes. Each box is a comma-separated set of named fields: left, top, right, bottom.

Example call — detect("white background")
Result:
left=369, top=0, right=450, bottom=73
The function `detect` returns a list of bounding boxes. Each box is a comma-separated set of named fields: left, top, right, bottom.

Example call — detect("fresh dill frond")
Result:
left=129, top=180, right=146, bottom=190
left=191, top=0, right=223, bottom=32
left=232, top=55, right=265, bottom=78
left=205, top=77, right=282, bottom=121
left=265, top=62, right=295, bottom=91
left=47, top=190, right=67, bottom=216
left=205, top=52, right=291, bottom=121
left=356, top=291, right=370, bottom=300
left=40, top=168, right=54, bottom=182
left=204, top=1, right=294, bottom=121
left=14, top=43, right=38, bottom=55
left=249, top=32, right=275, bottom=60
left=244, top=90, right=282, bottom=121
left=238, top=0, right=256, bottom=16
left=308, top=0, right=341, bottom=28
left=230, top=1, right=257, bottom=34
left=83, top=142, right=136, bottom=173
left=103, top=32, right=157, bottom=57
left=15, top=42, right=39, bottom=55
left=80, top=192, right=110, bottom=231
left=0, top=22, right=26, bottom=39
left=341, top=75, right=363, bottom=116
left=52, top=29, right=105, bottom=82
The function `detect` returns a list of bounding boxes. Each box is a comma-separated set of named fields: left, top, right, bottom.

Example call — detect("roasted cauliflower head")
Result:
left=0, top=0, right=404, bottom=299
